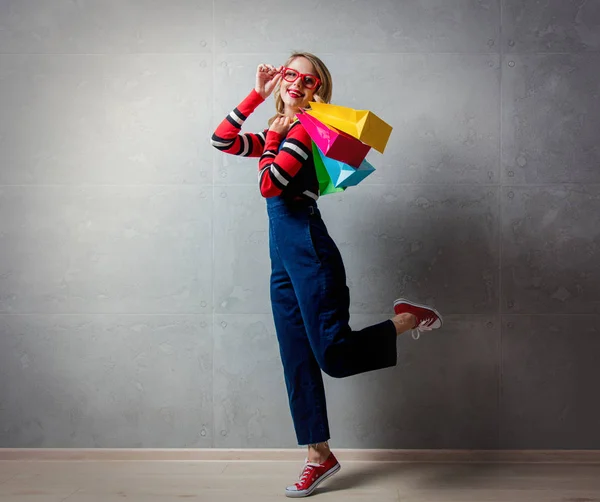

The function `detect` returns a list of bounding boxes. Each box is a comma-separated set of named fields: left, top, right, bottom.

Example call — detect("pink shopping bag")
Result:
left=296, top=109, right=371, bottom=168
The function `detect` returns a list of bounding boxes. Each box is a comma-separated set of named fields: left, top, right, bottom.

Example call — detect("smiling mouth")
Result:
left=287, top=89, right=304, bottom=99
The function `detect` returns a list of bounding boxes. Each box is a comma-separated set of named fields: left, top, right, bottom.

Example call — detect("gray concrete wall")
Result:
left=0, top=0, right=599, bottom=449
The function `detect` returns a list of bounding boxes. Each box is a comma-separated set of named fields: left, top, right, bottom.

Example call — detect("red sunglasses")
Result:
left=280, top=67, right=321, bottom=90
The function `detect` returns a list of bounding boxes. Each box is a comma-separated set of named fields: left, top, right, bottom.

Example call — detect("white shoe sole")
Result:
left=393, top=298, right=443, bottom=329
left=285, top=462, right=341, bottom=498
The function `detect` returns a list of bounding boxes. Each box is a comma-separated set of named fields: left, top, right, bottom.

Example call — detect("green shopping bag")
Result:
left=312, top=142, right=346, bottom=196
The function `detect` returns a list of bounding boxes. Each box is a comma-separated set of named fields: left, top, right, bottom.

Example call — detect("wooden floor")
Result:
left=2, top=459, right=600, bottom=501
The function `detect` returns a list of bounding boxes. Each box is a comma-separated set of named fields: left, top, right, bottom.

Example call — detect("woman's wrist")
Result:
left=254, top=87, right=268, bottom=100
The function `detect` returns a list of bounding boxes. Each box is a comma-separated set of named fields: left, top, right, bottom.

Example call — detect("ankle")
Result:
left=392, top=313, right=417, bottom=334
left=307, top=442, right=331, bottom=464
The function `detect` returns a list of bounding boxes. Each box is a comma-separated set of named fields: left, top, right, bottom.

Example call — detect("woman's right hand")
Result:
left=269, top=115, right=292, bottom=136
left=255, top=64, right=282, bottom=100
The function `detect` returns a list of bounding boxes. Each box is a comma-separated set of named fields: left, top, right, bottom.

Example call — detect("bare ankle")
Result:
left=307, top=442, right=331, bottom=463
left=392, top=313, right=417, bottom=335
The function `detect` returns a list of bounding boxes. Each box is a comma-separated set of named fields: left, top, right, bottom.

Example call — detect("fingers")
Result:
left=269, top=115, right=292, bottom=133
left=257, top=63, right=278, bottom=76
left=264, top=72, right=282, bottom=94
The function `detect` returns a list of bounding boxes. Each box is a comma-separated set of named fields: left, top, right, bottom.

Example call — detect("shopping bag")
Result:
left=312, top=143, right=346, bottom=195
left=307, top=102, right=393, bottom=154
left=314, top=144, right=375, bottom=188
left=296, top=110, right=371, bottom=168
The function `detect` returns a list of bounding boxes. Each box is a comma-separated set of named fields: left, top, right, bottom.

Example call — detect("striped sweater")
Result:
left=211, top=89, right=318, bottom=200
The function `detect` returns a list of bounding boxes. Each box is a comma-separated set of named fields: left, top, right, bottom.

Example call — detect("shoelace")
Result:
left=411, top=318, right=435, bottom=340
left=298, top=461, right=321, bottom=485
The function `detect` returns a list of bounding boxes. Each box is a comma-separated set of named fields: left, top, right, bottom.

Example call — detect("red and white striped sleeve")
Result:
left=211, top=89, right=268, bottom=158
left=258, top=122, right=312, bottom=198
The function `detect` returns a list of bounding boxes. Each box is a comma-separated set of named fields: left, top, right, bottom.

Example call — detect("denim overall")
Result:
left=266, top=195, right=397, bottom=445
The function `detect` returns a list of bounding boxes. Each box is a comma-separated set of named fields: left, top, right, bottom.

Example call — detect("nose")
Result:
left=291, top=78, right=305, bottom=89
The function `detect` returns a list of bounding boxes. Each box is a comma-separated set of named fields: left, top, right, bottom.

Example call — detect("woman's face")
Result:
left=280, top=57, right=320, bottom=110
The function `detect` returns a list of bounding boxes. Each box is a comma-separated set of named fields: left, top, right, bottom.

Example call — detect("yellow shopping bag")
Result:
left=307, top=102, right=393, bottom=154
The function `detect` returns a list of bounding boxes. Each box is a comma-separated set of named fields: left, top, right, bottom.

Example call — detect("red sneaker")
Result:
left=393, top=298, right=443, bottom=337
left=285, top=453, right=341, bottom=498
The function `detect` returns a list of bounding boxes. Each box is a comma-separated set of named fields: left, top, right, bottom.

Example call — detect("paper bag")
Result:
left=314, top=144, right=375, bottom=188
left=312, top=143, right=346, bottom=195
left=296, top=110, right=371, bottom=168
left=307, top=102, right=393, bottom=154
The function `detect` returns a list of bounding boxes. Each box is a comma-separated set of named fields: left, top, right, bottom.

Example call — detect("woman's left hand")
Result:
left=269, top=115, right=292, bottom=136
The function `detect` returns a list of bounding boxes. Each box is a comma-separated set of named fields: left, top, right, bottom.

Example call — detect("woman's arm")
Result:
left=211, top=63, right=283, bottom=158
left=210, top=89, right=268, bottom=158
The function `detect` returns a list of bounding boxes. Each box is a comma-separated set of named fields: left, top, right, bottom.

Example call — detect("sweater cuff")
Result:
left=265, top=130, right=284, bottom=150
left=248, top=88, right=266, bottom=105
left=266, top=130, right=283, bottom=141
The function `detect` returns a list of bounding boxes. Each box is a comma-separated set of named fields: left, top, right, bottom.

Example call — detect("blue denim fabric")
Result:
left=266, top=195, right=397, bottom=445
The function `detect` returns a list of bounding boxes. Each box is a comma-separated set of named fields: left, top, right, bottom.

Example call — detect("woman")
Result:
left=212, top=52, right=443, bottom=498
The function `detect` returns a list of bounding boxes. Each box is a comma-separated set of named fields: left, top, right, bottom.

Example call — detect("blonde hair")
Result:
left=268, top=52, right=333, bottom=126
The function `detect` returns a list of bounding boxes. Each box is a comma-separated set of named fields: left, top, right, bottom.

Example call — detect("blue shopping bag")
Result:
left=314, top=145, right=375, bottom=188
